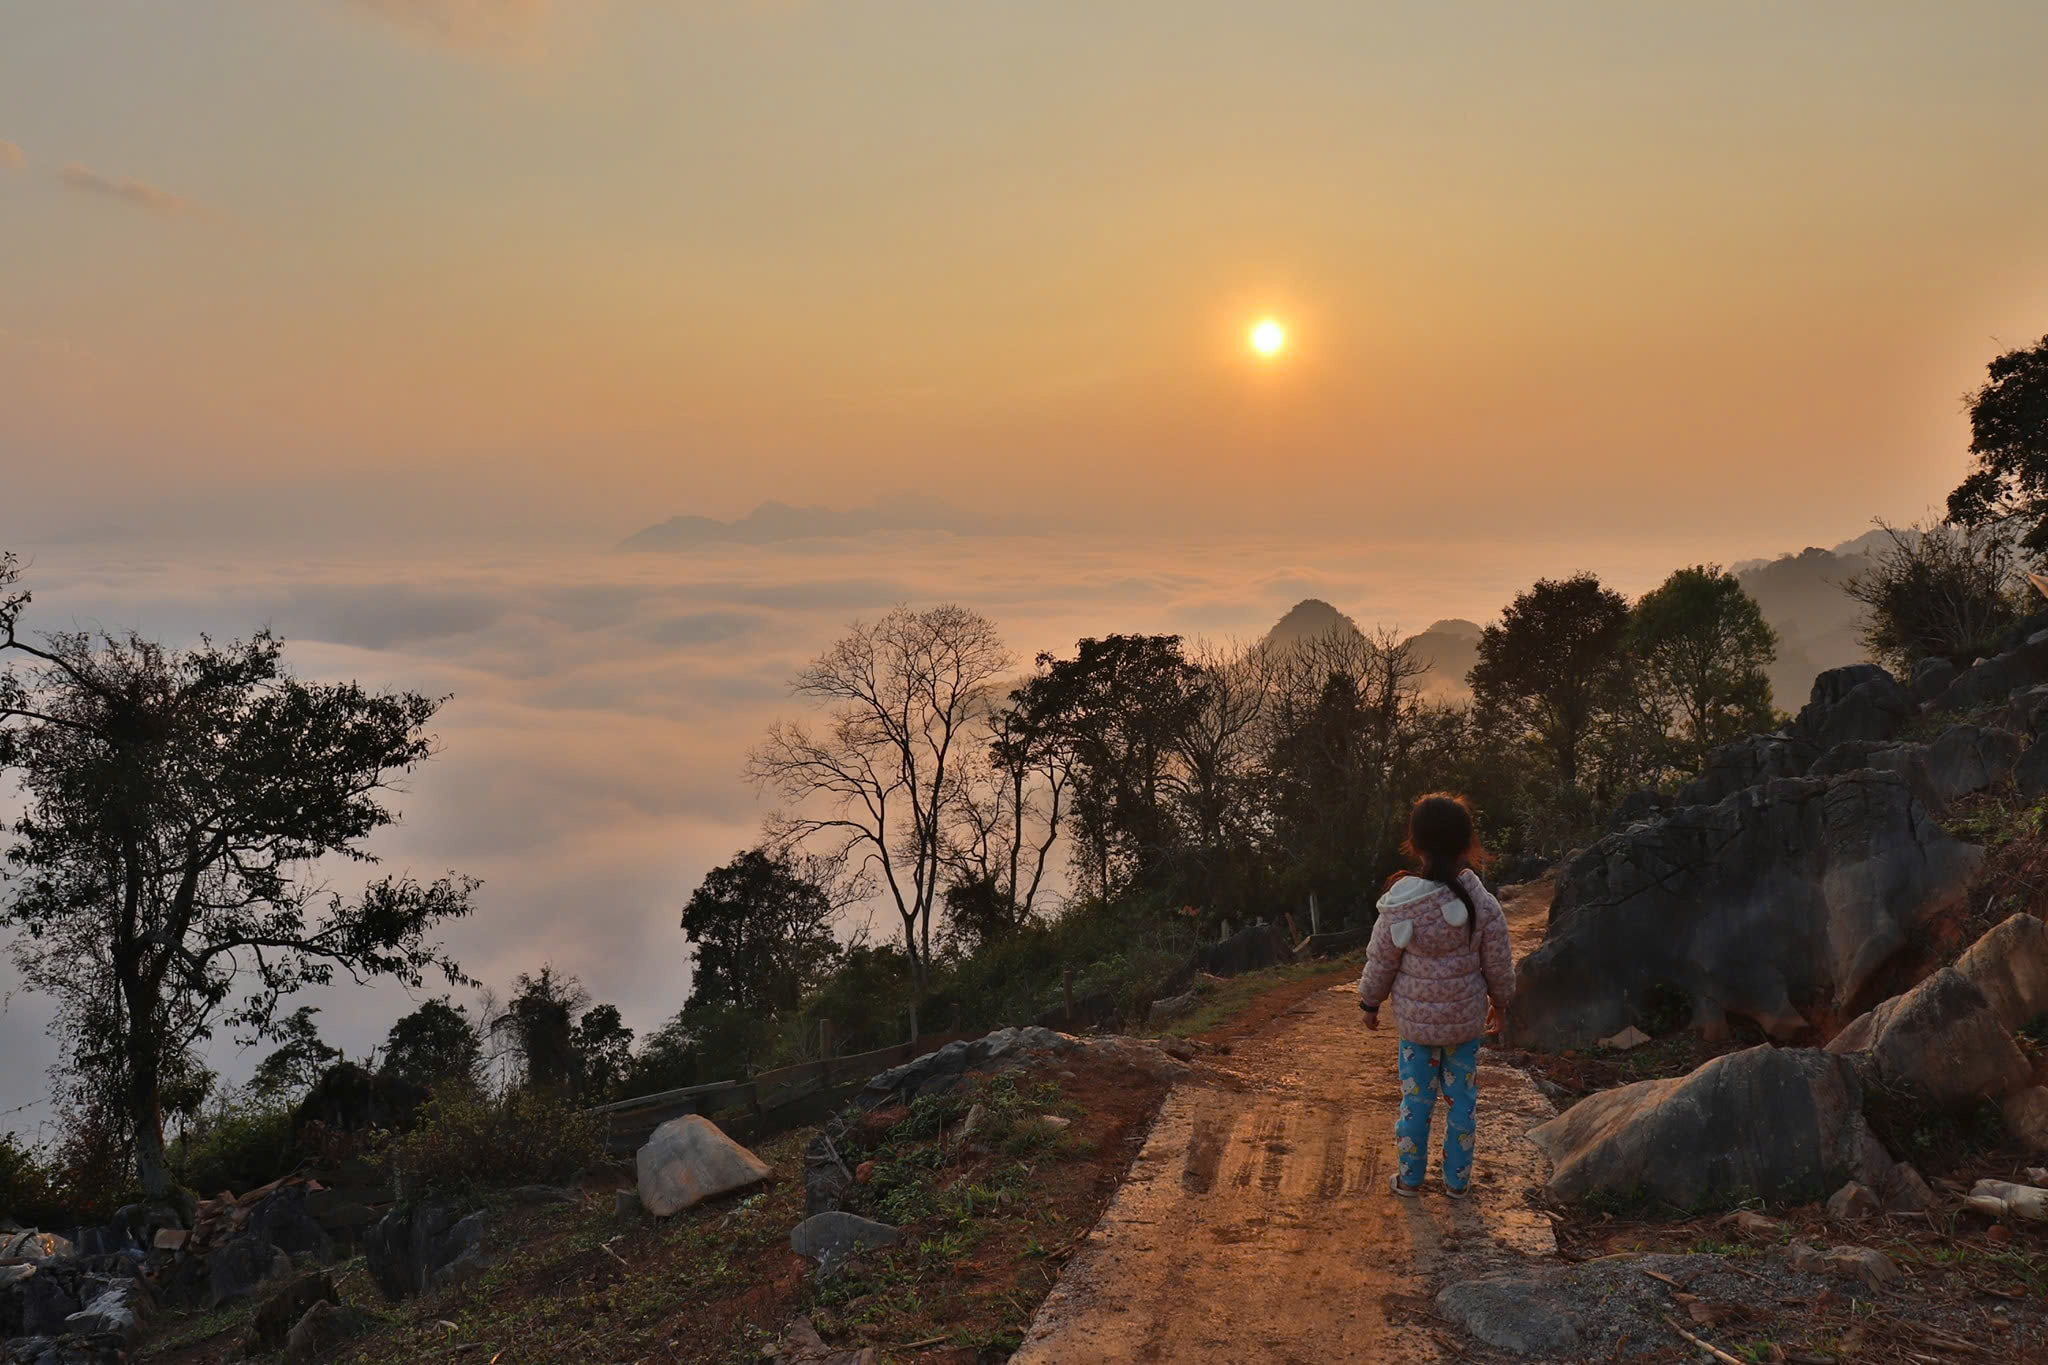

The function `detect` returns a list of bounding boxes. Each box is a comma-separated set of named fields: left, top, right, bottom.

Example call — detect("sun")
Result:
left=1250, top=318, right=1286, bottom=358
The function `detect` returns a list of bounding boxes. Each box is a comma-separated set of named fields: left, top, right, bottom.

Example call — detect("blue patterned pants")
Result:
left=1395, top=1038, right=1480, bottom=1191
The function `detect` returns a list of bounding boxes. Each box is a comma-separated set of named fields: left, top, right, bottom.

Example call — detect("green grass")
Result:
left=1147, top=954, right=1362, bottom=1039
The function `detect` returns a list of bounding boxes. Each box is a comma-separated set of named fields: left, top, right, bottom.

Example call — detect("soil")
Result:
left=1010, top=961, right=1557, bottom=1361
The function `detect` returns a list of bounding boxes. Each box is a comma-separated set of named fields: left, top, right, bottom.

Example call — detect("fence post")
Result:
left=910, top=1002, right=920, bottom=1043
left=1310, top=892, right=1321, bottom=937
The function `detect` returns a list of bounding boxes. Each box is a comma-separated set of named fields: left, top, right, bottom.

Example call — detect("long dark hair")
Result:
left=1399, top=793, right=1485, bottom=940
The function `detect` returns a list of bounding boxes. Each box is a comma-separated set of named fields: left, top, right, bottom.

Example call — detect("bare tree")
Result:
left=749, top=605, right=1011, bottom=989
left=1169, top=638, right=1276, bottom=870
left=940, top=697, right=1070, bottom=943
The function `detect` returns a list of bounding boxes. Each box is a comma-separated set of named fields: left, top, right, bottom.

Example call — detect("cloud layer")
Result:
left=0, top=141, right=23, bottom=171
left=346, top=0, right=551, bottom=52
left=0, top=528, right=1712, bottom=1121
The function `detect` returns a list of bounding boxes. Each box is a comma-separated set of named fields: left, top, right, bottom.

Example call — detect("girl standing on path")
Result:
left=1357, top=793, right=1515, bottom=1198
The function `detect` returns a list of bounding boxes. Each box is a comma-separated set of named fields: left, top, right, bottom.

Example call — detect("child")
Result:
left=1357, top=793, right=1514, bottom=1198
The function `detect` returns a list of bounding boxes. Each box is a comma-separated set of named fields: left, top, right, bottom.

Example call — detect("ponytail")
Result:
left=1423, top=855, right=1479, bottom=942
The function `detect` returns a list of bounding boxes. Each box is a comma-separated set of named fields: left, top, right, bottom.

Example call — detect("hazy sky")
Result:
left=4, top=1, right=2046, bottom=546
left=4, top=3, right=2048, bottom=1120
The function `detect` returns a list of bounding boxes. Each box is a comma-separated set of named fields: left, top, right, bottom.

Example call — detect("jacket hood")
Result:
left=1377, top=869, right=1481, bottom=915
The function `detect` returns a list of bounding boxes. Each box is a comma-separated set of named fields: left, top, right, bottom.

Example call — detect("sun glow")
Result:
left=1250, top=318, right=1286, bottom=358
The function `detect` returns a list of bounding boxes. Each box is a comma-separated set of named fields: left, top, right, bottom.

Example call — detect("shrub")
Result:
left=170, top=1095, right=298, bottom=1196
left=385, top=1085, right=605, bottom=1203
left=1844, top=522, right=2033, bottom=672
left=0, top=1131, right=65, bottom=1228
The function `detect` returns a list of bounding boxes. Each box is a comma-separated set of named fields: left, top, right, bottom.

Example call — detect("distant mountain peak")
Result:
left=1264, top=599, right=1364, bottom=647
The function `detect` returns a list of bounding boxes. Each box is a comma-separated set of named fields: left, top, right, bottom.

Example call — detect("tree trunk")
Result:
left=127, top=1033, right=171, bottom=1202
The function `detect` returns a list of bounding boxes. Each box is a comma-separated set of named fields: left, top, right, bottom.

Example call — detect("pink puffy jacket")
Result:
left=1357, top=870, right=1514, bottom=1046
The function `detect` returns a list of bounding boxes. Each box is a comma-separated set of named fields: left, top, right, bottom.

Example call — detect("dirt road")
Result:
left=1013, top=882, right=1558, bottom=1365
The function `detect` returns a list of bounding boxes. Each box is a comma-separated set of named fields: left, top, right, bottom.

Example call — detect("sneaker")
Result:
left=1389, top=1173, right=1422, bottom=1198
left=1443, top=1181, right=1471, bottom=1200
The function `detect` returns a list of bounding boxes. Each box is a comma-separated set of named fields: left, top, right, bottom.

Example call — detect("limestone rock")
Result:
left=0, top=1232, right=73, bottom=1263
left=1826, top=1181, right=1880, bottom=1223
left=636, top=1115, right=773, bottom=1217
left=1826, top=968, right=2031, bottom=1109
left=62, top=1278, right=148, bottom=1345
left=789, top=1212, right=900, bottom=1269
left=1599, top=1026, right=1651, bottom=1051
left=2001, top=1086, right=2048, bottom=1152
left=1720, top=1210, right=1788, bottom=1236
left=1674, top=734, right=1819, bottom=808
left=205, top=1237, right=294, bottom=1310
left=1528, top=1045, right=1889, bottom=1208
left=1952, top=913, right=2048, bottom=1033
left=242, top=1270, right=336, bottom=1355
left=1911, top=656, right=1958, bottom=702
left=1877, top=1162, right=1937, bottom=1213
left=1511, top=770, right=1979, bottom=1051
left=286, top=1299, right=378, bottom=1362
left=1796, top=665, right=1915, bottom=748
left=364, top=1201, right=491, bottom=1302
left=1435, top=1272, right=1583, bottom=1356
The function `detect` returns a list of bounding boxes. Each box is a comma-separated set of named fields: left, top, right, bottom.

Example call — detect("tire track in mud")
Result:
left=1012, top=975, right=1559, bottom=1364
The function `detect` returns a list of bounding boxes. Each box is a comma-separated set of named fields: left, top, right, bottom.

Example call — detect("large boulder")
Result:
left=1675, top=734, right=1819, bottom=808
left=636, top=1116, right=773, bottom=1217
left=205, top=1236, right=293, bottom=1310
left=0, top=1265, right=82, bottom=1338
left=1807, top=724, right=2023, bottom=811
left=857, top=1026, right=1073, bottom=1108
left=1795, top=665, right=1915, bottom=749
left=239, top=1185, right=333, bottom=1263
left=62, top=1277, right=148, bottom=1345
left=1528, top=1045, right=1890, bottom=1208
left=241, top=1270, right=336, bottom=1356
left=1952, top=913, right=2048, bottom=1033
left=286, top=1299, right=379, bottom=1362
left=1509, top=771, right=1981, bottom=1051
left=1931, top=630, right=2048, bottom=714
left=364, top=1201, right=490, bottom=1302
left=1826, top=967, right=2032, bottom=1109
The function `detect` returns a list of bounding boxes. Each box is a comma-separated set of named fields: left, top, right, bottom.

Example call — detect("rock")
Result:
left=0, top=1232, right=73, bottom=1263
left=1434, top=1272, right=1583, bottom=1356
left=802, top=1133, right=852, bottom=1219
left=853, top=1161, right=875, bottom=1184
left=1934, top=631, right=2048, bottom=714
left=612, top=1190, right=641, bottom=1221
left=1607, top=789, right=1669, bottom=830
left=286, top=1299, right=379, bottom=1362
left=1, top=1267, right=82, bottom=1337
left=1952, top=913, right=2048, bottom=1033
left=958, top=1103, right=989, bottom=1140
left=1676, top=734, right=1820, bottom=808
left=363, top=1202, right=491, bottom=1302
left=206, top=1236, right=294, bottom=1309
left=1807, top=724, right=2023, bottom=811
left=1147, top=989, right=1203, bottom=1024
left=151, top=1228, right=188, bottom=1252
left=1911, top=656, right=1958, bottom=702
left=242, top=1270, right=336, bottom=1355
left=1036, top=1114, right=1072, bottom=1130
left=1511, top=770, right=1980, bottom=1051
left=1878, top=1162, right=1937, bottom=1213
left=1191, top=922, right=1292, bottom=979
left=2000, top=1086, right=2048, bottom=1151
left=1826, top=968, right=2031, bottom=1109
left=240, top=1184, right=334, bottom=1262
left=1796, top=665, right=1916, bottom=748
left=1528, top=1045, right=1890, bottom=1208
left=637, top=1115, right=773, bottom=1217
left=63, top=1276, right=149, bottom=1344
left=858, top=1026, right=1076, bottom=1108
left=1822, top=1244, right=1902, bottom=1291
left=1720, top=1210, right=1787, bottom=1236
left=789, top=1212, right=900, bottom=1267
left=770, top=1313, right=877, bottom=1365
left=1598, top=1026, right=1652, bottom=1051
left=1826, top=1181, right=1881, bottom=1223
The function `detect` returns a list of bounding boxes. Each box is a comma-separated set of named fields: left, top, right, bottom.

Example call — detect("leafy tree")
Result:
left=250, top=1005, right=342, bottom=1099
left=380, top=997, right=483, bottom=1091
left=0, top=553, right=476, bottom=1200
left=571, top=1003, right=634, bottom=1101
left=1946, top=335, right=2048, bottom=552
left=493, top=966, right=586, bottom=1094
left=1468, top=574, right=1631, bottom=787
left=1845, top=521, right=2030, bottom=672
left=939, top=701, right=1069, bottom=947
left=1016, top=635, right=1206, bottom=898
left=681, top=848, right=841, bottom=1017
left=750, top=605, right=1011, bottom=989
left=1628, top=566, right=1777, bottom=768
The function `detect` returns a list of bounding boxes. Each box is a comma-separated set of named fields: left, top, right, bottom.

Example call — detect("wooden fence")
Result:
left=588, top=1031, right=971, bottom=1156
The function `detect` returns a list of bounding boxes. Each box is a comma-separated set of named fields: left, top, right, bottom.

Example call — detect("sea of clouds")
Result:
left=0, top=527, right=1728, bottom=1128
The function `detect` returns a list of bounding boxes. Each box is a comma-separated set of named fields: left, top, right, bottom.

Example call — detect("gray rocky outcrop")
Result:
left=789, top=1212, right=899, bottom=1277
left=285, top=1299, right=378, bottom=1362
left=1528, top=1045, right=1891, bottom=1208
left=1911, top=656, right=1958, bottom=702
left=857, top=1027, right=1073, bottom=1109
left=636, top=1115, right=773, bottom=1217
left=364, top=1201, right=491, bottom=1302
left=205, top=1236, right=293, bottom=1310
left=1827, top=967, right=2032, bottom=1110
left=1795, top=664, right=1916, bottom=748
left=1929, top=629, right=2048, bottom=714
left=1805, top=723, right=2023, bottom=810
left=241, top=1271, right=336, bottom=1356
left=1509, top=770, right=1979, bottom=1051
left=1676, top=734, right=1819, bottom=808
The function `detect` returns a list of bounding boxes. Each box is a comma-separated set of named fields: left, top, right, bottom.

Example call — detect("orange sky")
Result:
left=3, top=1, right=2046, bottom=550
